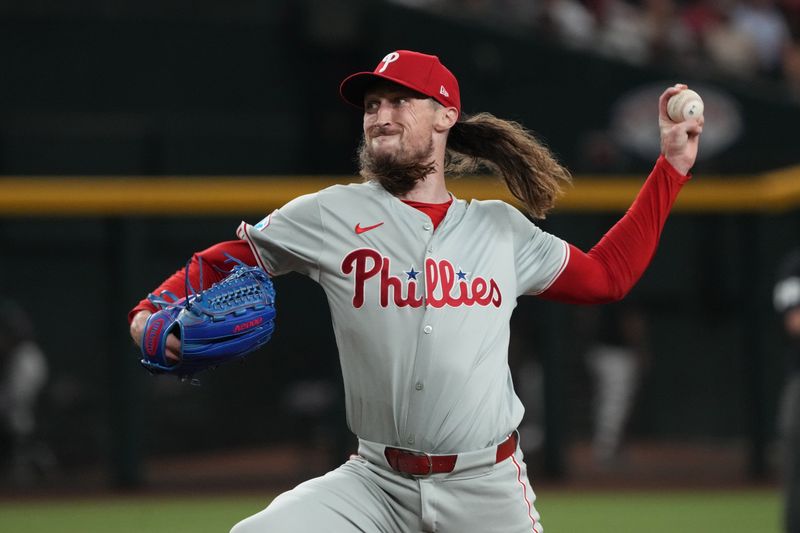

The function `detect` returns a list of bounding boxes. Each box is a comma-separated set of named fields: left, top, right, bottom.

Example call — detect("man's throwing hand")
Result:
left=659, top=84, right=704, bottom=176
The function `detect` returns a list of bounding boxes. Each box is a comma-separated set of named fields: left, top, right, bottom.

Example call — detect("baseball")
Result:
left=667, top=88, right=704, bottom=122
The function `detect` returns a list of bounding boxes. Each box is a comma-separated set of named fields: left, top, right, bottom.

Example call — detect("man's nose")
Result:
left=375, top=101, right=393, bottom=123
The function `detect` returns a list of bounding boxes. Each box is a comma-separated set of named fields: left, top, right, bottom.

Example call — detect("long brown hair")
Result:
left=446, top=112, right=572, bottom=219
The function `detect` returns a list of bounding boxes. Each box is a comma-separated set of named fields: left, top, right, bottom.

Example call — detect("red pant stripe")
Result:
left=511, top=455, right=539, bottom=533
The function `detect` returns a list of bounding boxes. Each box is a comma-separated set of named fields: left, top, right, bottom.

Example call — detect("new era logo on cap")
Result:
left=340, top=50, right=461, bottom=115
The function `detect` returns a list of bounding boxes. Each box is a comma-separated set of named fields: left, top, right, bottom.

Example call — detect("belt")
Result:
left=384, top=432, right=518, bottom=476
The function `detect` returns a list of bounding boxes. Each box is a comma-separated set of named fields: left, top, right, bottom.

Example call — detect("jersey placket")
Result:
left=402, top=208, right=451, bottom=449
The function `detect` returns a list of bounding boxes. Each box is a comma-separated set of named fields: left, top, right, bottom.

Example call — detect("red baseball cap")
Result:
left=339, top=50, right=461, bottom=115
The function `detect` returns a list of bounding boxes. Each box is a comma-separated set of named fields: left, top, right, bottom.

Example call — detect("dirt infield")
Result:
left=0, top=438, right=779, bottom=498
left=138, top=438, right=780, bottom=493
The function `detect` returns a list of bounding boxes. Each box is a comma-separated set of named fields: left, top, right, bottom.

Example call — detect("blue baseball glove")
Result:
left=140, top=257, right=276, bottom=379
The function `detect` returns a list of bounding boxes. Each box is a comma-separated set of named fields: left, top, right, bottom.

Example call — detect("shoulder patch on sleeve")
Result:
left=254, top=212, right=273, bottom=231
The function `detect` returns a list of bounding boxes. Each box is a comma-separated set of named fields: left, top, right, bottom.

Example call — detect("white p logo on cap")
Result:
left=377, top=52, right=400, bottom=73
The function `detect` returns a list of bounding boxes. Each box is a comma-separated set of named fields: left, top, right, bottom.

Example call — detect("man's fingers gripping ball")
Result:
left=667, top=87, right=704, bottom=123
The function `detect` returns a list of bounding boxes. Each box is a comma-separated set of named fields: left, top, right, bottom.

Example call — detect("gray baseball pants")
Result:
left=230, top=437, right=543, bottom=533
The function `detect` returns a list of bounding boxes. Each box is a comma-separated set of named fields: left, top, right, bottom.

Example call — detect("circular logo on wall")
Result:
left=609, top=82, right=743, bottom=161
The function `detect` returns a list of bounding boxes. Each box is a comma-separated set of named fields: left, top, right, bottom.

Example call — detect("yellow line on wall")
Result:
left=1, top=165, right=799, bottom=215
left=0, top=177, right=348, bottom=216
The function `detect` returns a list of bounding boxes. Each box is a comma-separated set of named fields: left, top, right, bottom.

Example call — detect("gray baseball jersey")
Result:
left=237, top=180, right=567, bottom=454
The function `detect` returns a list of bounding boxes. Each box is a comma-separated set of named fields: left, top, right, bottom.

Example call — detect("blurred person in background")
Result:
left=681, top=0, right=727, bottom=37
left=773, top=250, right=800, bottom=533
left=535, top=0, right=598, bottom=50
left=592, top=0, right=693, bottom=65
left=782, top=41, right=800, bottom=99
left=779, top=0, right=800, bottom=100
left=592, top=0, right=656, bottom=64
left=682, top=0, right=762, bottom=77
left=781, top=0, right=800, bottom=34
left=638, top=0, right=695, bottom=64
left=508, top=301, right=546, bottom=458
left=731, top=0, right=792, bottom=77
left=575, top=300, right=650, bottom=468
left=0, top=300, right=49, bottom=485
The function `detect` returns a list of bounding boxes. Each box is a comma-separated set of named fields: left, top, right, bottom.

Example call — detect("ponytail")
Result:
left=446, top=113, right=572, bottom=218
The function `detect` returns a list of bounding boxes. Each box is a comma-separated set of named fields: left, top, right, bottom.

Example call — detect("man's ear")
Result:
left=433, top=106, right=459, bottom=132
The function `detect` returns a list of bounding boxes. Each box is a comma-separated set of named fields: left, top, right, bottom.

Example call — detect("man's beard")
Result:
left=358, top=135, right=437, bottom=196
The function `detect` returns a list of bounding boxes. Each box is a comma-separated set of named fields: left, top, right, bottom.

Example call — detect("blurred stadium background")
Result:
left=1, top=0, right=799, bottom=531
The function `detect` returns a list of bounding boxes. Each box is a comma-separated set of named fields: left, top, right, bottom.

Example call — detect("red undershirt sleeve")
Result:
left=539, top=155, right=691, bottom=305
left=127, top=240, right=257, bottom=323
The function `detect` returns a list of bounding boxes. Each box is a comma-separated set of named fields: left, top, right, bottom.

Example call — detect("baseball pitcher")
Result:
left=129, top=50, right=703, bottom=532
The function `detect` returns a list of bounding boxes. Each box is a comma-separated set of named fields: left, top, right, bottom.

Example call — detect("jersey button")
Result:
left=423, top=223, right=432, bottom=231
left=407, top=435, right=415, bottom=445
left=423, top=325, right=433, bottom=334
left=415, top=382, right=424, bottom=391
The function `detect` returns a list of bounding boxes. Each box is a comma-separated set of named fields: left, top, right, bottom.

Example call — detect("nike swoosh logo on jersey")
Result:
left=355, top=222, right=384, bottom=235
